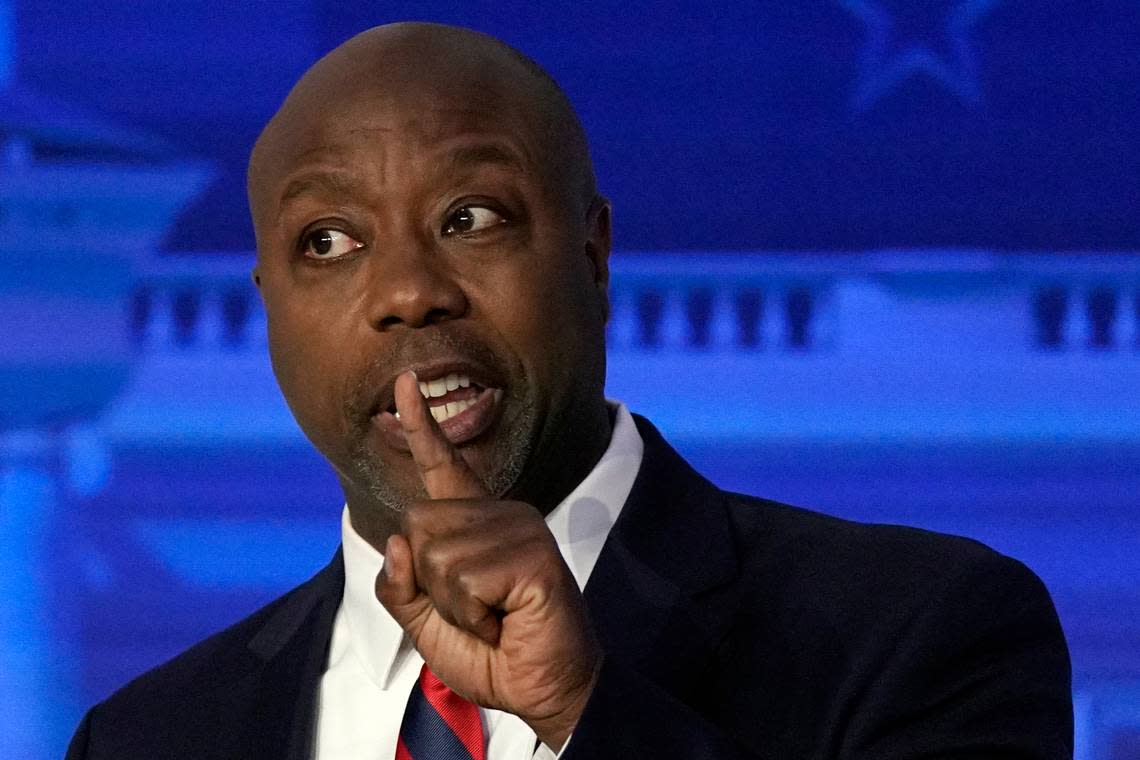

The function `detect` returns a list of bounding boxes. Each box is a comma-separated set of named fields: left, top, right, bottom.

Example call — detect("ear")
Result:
left=584, top=195, right=612, bottom=322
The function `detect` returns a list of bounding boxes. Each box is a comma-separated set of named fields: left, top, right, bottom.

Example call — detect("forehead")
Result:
left=250, top=72, right=549, bottom=204
left=316, top=71, right=528, bottom=137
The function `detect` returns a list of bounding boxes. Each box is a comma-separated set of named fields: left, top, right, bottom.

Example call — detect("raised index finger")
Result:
left=394, top=371, right=489, bottom=500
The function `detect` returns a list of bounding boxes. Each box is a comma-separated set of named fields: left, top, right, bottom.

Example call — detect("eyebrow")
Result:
left=442, top=142, right=530, bottom=175
left=274, top=141, right=531, bottom=218
left=278, top=171, right=362, bottom=207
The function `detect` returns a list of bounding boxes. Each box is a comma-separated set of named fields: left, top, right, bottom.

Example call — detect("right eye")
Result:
left=301, top=228, right=364, bottom=260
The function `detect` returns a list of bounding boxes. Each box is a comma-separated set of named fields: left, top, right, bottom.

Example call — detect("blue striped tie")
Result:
left=395, top=664, right=486, bottom=760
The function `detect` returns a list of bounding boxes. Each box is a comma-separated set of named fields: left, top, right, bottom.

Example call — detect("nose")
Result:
left=364, top=243, right=468, bottom=331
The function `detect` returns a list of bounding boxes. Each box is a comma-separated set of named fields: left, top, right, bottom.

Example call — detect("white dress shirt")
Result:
left=314, top=403, right=644, bottom=760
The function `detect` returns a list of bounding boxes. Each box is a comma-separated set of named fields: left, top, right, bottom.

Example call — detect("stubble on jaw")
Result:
left=343, top=403, right=535, bottom=515
left=337, top=329, right=539, bottom=523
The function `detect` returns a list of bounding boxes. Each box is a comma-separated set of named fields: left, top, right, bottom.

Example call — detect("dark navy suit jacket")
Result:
left=67, top=417, right=1073, bottom=759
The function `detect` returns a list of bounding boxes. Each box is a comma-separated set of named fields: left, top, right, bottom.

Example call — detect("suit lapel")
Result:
left=585, top=416, right=740, bottom=701
left=230, top=550, right=344, bottom=760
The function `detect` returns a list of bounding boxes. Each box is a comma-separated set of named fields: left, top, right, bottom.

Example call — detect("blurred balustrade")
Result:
left=128, top=250, right=1140, bottom=356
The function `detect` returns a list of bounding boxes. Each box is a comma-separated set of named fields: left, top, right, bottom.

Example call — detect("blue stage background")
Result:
left=2, top=2, right=1139, bottom=758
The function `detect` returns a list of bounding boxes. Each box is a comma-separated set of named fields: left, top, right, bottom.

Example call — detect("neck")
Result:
left=512, top=399, right=613, bottom=517
left=343, top=398, right=615, bottom=551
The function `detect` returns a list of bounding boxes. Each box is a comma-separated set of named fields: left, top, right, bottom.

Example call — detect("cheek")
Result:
left=496, top=263, right=606, bottom=377
left=265, top=298, right=355, bottom=454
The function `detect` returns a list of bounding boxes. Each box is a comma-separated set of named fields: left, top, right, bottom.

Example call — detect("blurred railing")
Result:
left=132, top=250, right=1140, bottom=354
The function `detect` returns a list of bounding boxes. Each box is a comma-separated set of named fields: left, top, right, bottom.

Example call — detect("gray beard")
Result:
left=346, top=395, right=536, bottom=514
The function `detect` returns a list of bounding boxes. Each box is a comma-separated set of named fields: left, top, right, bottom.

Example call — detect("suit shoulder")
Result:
left=712, top=492, right=1067, bottom=693
left=719, top=491, right=1052, bottom=617
left=88, top=556, right=339, bottom=724
left=707, top=492, right=1071, bottom=754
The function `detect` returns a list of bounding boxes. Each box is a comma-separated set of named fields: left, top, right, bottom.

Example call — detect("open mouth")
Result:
left=374, top=369, right=505, bottom=449
left=386, top=372, right=492, bottom=422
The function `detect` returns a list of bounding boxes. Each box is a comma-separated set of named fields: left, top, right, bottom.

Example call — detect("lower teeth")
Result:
left=431, top=398, right=475, bottom=423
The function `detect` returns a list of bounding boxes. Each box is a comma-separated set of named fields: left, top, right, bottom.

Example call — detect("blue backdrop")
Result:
left=18, top=0, right=1140, bottom=251
left=2, top=2, right=1139, bottom=759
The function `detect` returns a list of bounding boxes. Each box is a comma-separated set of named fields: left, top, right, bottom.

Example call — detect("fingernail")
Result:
left=408, top=370, right=418, bottom=381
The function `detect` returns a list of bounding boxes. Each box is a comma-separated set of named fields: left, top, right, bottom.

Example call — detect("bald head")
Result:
left=248, top=22, right=597, bottom=232
left=245, top=22, right=615, bottom=530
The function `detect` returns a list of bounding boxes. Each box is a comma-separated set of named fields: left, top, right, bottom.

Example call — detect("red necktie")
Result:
left=395, top=663, right=486, bottom=760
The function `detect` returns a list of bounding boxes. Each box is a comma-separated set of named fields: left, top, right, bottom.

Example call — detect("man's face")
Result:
left=250, top=70, right=610, bottom=518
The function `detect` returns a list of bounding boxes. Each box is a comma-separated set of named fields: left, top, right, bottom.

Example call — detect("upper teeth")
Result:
left=419, top=373, right=471, bottom=398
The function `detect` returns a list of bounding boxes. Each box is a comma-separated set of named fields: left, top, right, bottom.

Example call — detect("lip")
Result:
left=368, top=359, right=504, bottom=417
left=374, top=384, right=504, bottom=451
left=367, top=358, right=507, bottom=452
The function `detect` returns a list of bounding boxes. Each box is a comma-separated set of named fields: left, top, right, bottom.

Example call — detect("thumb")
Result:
left=375, top=534, right=430, bottom=635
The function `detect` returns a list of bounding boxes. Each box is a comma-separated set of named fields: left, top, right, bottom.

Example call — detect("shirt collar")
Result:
left=543, top=402, right=644, bottom=589
left=338, top=402, right=644, bottom=690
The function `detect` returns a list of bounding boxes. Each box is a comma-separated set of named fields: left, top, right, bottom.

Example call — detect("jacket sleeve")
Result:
left=562, top=552, right=1071, bottom=760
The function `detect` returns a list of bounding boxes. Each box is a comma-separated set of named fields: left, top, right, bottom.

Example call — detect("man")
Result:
left=66, top=22, right=1072, bottom=760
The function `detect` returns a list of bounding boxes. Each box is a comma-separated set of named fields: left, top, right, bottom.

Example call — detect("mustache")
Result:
left=342, top=326, right=509, bottom=423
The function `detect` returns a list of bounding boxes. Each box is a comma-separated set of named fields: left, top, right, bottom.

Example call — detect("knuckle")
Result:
left=434, top=603, right=460, bottom=629
left=445, top=563, right=475, bottom=598
left=459, top=601, right=490, bottom=632
left=402, top=502, right=432, bottom=531
left=417, top=456, right=450, bottom=475
left=417, top=540, right=450, bottom=581
left=502, top=499, right=540, bottom=517
left=418, top=449, right=466, bottom=479
left=523, top=533, right=559, bottom=563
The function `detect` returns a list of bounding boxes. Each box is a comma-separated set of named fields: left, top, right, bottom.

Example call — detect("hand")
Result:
left=375, top=371, right=602, bottom=750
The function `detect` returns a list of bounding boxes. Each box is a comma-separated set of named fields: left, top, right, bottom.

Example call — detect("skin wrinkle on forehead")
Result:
left=344, top=126, right=394, bottom=137
left=279, top=170, right=361, bottom=204
left=277, top=141, right=533, bottom=210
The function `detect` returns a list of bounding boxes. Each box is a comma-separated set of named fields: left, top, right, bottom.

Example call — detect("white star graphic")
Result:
left=839, top=0, right=998, bottom=111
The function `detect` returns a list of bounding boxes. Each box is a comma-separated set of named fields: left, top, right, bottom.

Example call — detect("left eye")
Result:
left=442, top=205, right=506, bottom=236
left=301, top=229, right=364, bottom=260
